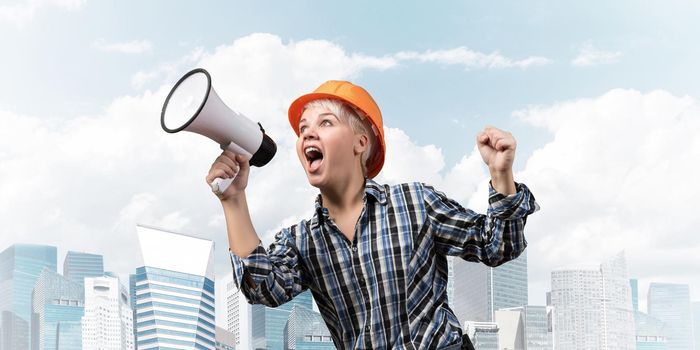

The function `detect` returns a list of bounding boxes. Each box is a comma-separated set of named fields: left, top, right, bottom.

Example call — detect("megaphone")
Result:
left=161, top=68, right=276, bottom=194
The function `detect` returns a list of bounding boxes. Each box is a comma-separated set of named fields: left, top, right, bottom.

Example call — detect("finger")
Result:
left=216, top=153, right=239, bottom=169
left=206, top=168, right=230, bottom=184
left=236, top=154, right=251, bottom=172
left=494, top=137, right=516, bottom=151
left=210, top=163, right=238, bottom=179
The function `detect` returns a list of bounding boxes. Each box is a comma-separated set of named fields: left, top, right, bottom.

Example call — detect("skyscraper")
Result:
left=250, top=290, right=315, bottom=350
left=134, top=224, right=216, bottom=350
left=630, top=278, right=639, bottom=311
left=648, top=283, right=695, bottom=350
left=497, top=305, right=552, bottom=350
left=82, top=276, right=134, bottom=350
left=464, top=321, right=500, bottom=350
left=451, top=249, right=528, bottom=323
left=31, top=268, right=84, bottom=350
left=0, top=244, right=57, bottom=350
left=634, top=311, right=668, bottom=350
left=285, top=305, right=334, bottom=349
left=216, top=272, right=252, bottom=350
left=63, top=251, right=104, bottom=287
left=550, top=252, right=635, bottom=350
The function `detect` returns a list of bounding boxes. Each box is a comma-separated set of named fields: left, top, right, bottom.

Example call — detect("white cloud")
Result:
left=0, top=33, right=491, bottom=281
left=395, top=47, right=552, bottom=70
left=131, top=36, right=550, bottom=92
left=513, top=88, right=700, bottom=305
left=572, top=41, right=622, bottom=67
left=0, top=0, right=86, bottom=26
left=93, top=38, right=153, bottom=54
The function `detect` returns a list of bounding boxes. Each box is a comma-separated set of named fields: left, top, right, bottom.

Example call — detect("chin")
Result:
left=306, top=175, right=325, bottom=189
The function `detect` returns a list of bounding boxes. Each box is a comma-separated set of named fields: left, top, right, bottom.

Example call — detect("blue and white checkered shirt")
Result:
left=230, top=179, right=539, bottom=349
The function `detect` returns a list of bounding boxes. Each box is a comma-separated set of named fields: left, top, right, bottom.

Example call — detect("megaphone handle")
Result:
left=211, top=141, right=250, bottom=195
left=211, top=175, right=236, bottom=195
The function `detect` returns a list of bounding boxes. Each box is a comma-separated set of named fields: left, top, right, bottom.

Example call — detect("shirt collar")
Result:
left=311, top=178, right=388, bottom=227
left=364, top=178, right=387, bottom=205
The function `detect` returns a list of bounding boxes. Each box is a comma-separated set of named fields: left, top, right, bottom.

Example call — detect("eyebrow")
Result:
left=299, top=112, right=340, bottom=125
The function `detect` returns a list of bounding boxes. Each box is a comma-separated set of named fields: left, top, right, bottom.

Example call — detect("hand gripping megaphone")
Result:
left=161, top=68, right=276, bottom=194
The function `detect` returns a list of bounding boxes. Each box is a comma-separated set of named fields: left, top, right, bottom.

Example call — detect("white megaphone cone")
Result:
left=161, top=68, right=276, bottom=194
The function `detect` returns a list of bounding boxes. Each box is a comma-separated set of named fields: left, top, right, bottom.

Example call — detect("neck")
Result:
left=320, top=171, right=366, bottom=214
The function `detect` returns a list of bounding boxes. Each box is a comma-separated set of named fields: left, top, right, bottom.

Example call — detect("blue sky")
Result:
left=2, top=0, right=700, bottom=310
left=5, top=1, right=699, bottom=166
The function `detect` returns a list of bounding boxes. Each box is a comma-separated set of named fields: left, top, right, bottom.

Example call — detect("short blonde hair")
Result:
left=302, top=98, right=377, bottom=176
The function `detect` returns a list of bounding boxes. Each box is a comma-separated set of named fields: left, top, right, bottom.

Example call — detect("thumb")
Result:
left=236, top=154, right=251, bottom=173
left=476, top=132, right=491, bottom=149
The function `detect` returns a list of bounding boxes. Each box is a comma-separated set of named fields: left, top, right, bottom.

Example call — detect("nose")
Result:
left=301, top=125, right=318, bottom=140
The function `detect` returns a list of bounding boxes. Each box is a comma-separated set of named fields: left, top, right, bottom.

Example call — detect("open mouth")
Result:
left=304, top=146, right=324, bottom=172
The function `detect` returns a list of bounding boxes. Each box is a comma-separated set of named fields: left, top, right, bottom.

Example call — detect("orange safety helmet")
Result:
left=288, top=80, right=386, bottom=178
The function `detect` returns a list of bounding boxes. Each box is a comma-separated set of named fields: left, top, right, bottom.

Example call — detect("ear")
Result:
left=354, top=133, right=368, bottom=155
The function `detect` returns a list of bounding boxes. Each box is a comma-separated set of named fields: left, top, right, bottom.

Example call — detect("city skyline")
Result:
left=1, top=0, right=699, bottom=327
left=1, top=234, right=698, bottom=349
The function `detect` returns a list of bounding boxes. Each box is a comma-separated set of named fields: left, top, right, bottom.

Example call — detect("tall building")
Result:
left=285, top=305, right=334, bottom=349
left=648, top=283, right=695, bottom=350
left=464, top=321, right=500, bottom=350
left=0, top=244, right=57, bottom=350
left=128, top=273, right=138, bottom=349
left=451, top=250, right=528, bottom=323
left=634, top=311, right=668, bottom=350
left=63, top=251, right=104, bottom=287
left=82, top=276, right=134, bottom=350
left=134, top=224, right=216, bottom=350
left=494, top=309, right=524, bottom=350
left=630, top=278, right=639, bottom=311
left=250, top=290, right=315, bottom=350
left=31, top=268, right=84, bottom=350
left=496, top=306, right=552, bottom=350
left=550, top=252, right=635, bottom=350
left=215, top=326, right=236, bottom=350
left=217, top=273, right=250, bottom=348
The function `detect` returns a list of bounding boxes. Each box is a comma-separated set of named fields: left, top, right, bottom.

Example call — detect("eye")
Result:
left=299, top=125, right=307, bottom=133
left=321, top=119, right=332, bottom=127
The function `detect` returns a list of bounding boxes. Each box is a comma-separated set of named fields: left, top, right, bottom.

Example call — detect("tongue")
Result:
left=309, top=158, right=322, bottom=173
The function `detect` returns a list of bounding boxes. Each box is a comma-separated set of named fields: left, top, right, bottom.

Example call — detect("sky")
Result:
left=1, top=0, right=700, bottom=317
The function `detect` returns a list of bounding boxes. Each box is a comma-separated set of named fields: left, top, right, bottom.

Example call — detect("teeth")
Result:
left=305, top=146, right=320, bottom=155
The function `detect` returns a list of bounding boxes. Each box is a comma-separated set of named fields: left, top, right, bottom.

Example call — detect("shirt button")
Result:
left=365, top=325, right=371, bottom=332
left=352, top=246, right=358, bottom=252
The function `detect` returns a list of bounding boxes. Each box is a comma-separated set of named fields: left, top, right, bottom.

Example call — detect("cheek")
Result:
left=295, top=138, right=304, bottom=161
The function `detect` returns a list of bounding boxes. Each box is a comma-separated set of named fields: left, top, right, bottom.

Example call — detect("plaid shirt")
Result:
left=230, top=179, right=539, bottom=349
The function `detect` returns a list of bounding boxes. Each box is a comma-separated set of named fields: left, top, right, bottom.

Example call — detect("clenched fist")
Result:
left=476, top=126, right=517, bottom=195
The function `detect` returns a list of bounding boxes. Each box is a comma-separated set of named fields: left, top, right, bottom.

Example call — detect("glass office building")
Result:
left=134, top=224, right=216, bottom=350
left=63, top=251, right=104, bottom=287
left=634, top=310, right=668, bottom=350
left=285, top=305, right=334, bottom=350
left=31, top=268, right=84, bottom=350
left=250, top=290, right=315, bottom=350
left=0, top=244, right=57, bottom=350
left=451, top=249, right=528, bottom=323
left=648, top=283, right=695, bottom=350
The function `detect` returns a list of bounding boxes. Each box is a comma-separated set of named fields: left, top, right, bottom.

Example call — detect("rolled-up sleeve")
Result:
left=229, top=226, right=307, bottom=307
left=424, top=182, right=539, bottom=267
